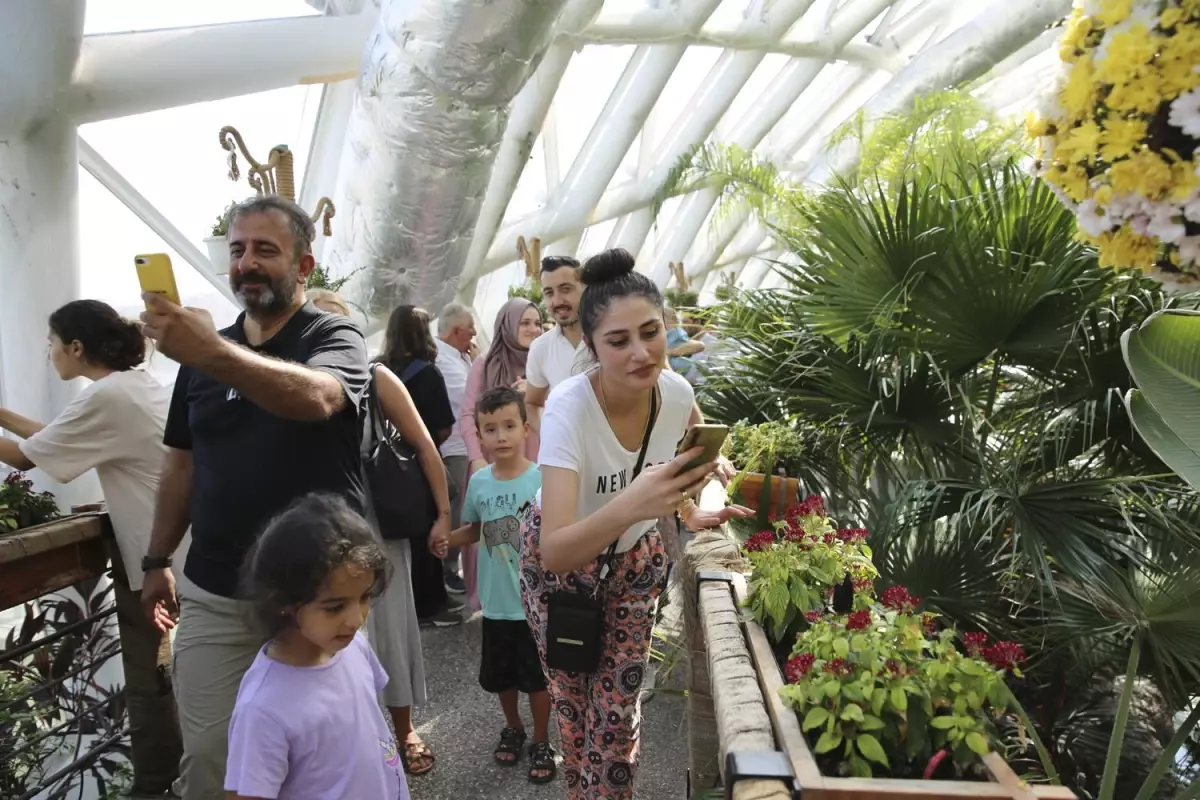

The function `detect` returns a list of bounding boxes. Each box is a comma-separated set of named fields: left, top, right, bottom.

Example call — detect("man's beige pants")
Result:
left=171, top=573, right=263, bottom=800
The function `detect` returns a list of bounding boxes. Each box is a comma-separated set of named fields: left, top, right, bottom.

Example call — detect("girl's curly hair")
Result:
left=239, top=493, right=390, bottom=637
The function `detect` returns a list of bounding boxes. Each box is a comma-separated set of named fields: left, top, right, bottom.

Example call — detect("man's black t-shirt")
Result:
left=164, top=303, right=369, bottom=597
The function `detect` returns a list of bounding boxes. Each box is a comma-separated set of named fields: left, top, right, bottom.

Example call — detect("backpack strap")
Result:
left=399, top=359, right=430, bottom=384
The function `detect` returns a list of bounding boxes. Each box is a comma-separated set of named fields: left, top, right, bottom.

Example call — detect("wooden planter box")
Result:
left=0, top=514, right=109, bottom=610
left=727, top=578, right=1076, bottom=800
left=734, top=472, right=800, bottom=517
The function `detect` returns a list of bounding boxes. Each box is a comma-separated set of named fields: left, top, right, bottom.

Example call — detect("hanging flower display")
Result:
left=1029, top=0, right=1200, bottom=286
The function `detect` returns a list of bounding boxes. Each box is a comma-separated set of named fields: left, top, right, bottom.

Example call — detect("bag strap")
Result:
left=366, top=363, right=385, bottom=449
left=596, top=386, right=659, bottom=583
left=399, top=359, right=429, bottom=384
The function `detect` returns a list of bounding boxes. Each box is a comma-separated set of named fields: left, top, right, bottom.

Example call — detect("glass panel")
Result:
left=78, top=170, right=241, bottom=388
left=80, top=84, right=323, bottom=265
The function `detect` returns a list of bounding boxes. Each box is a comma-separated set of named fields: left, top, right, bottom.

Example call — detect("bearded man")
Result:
left=138, top=196, right=369, bottom=799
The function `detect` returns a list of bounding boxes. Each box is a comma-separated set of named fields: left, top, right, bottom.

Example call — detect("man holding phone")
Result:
left=138, top=196, right=369, bottom=800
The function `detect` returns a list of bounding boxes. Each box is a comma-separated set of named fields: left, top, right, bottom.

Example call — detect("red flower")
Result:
left=804, top=610, right=823, bottom=623
left=785, top=653, right=815, bottom=683
left=822, top=532, right=836, bottom=546
left=824, top=658, right=853, bottom=677
left=837, top=527, right=869, bottom=543
left=982, top=641, right=1026, bottom=671
left=852, top=577, right=875, bottom=594
left=963, top=632, right=988, bottom=657
left=883, top=659, right=905, bottom=677
left=845, top=610, right=871, bottom=631
left=743, top=531, right=776, bottom=553
left=793, top=495, right=826, bottom=519
left=921, top=613, right=938, bottom=635
left=782, top=526, right=807, bottom=543
left=880, top=585, right=920, bottom=612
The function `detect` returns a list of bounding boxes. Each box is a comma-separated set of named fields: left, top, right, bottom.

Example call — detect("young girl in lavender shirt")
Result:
left=224, top=494, right=409, bottom=800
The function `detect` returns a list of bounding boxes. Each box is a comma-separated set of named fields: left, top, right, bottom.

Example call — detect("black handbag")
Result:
left=543, top=388, right=658, bottom=674
left=363, top=361, right=437, bottom=541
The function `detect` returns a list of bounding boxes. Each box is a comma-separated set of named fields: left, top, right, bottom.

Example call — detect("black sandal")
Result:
left=528, top=740, right=557, bottom=784
left=494, top=726, right=526, bottom=766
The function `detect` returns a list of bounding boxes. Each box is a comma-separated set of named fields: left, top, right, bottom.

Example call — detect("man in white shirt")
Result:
left=525, top=256, right=590, bottom=430
left=434, top=302, right=476, bottom=593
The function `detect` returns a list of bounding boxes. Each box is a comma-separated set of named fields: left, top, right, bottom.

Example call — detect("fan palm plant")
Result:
left=679, top=94, right=1200, bottom=796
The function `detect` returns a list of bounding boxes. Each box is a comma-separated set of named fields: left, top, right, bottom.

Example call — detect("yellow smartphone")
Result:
left=134, top=253, right=181, bottom=309
left=676, top=424, right=729, bottom=473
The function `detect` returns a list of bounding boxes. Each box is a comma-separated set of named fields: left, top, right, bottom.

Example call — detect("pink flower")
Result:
left=804, top=610, right=823, bottom=623
left=743, top=531, right=776, bottom=553
left=982, top=641, right=1026, bottom=671
left=845, top=610, right=871, bottom=631
left=785, top=653, right=815, bottom=683
left=963, top=632, right=988, bottom=657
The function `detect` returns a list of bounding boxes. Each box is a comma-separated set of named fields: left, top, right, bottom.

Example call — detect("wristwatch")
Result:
left=141, top=555, right=173, bottom=571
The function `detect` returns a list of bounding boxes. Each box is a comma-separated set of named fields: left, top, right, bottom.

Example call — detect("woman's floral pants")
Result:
left=520, top=502, right=668, bottom=800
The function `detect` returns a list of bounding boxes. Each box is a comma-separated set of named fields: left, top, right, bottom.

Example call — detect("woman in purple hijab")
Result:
left=457, top=297, right=544, bottom=609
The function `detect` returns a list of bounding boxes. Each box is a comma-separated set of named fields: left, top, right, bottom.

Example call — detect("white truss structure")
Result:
left=0, top=0, right=1070, bottom=447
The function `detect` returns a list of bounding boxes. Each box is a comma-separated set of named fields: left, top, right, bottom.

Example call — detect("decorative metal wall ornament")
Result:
left=217, top=125, right=336, bottom=237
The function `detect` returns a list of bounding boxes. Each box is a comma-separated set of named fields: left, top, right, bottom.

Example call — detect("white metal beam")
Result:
left=299, top=79, right=357, bottom=263
left=647, top=0, right=899, bottom=285
left=482, top=0, right=820, bottom=274
left=455, top=0, right=607, bottom=307
left=78, top=137, right=238, bottom=304
left=68, top=12, right=375, bottom=124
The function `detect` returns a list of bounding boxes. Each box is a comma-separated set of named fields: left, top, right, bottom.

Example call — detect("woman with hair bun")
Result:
left=519, top=249, right=750, bottom=799
left=0, top=298, right=185, bottom=796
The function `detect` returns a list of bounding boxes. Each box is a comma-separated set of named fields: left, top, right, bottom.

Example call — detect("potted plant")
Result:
left=742, top=495, right=877, bottom=644
left=0, top=472, right=59, bottom=534
left=724, top=419, right=804, bottom=519
left=665, top=287, right=700, bottom=308
left=204, top=202, right=238, bottom=274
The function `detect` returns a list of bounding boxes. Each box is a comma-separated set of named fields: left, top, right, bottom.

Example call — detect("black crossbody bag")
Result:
left=543, top=389, right=658, bottom=674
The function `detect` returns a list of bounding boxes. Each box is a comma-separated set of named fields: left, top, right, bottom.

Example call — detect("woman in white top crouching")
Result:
left=0, top=299, right=184, bottom=796
left=519, top=249, right=749, bottom=800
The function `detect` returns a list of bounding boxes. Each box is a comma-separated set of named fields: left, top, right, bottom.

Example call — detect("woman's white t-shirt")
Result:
left=19, top=370, right=189, bottom=591
left=538, top=369, right=694, bottom=553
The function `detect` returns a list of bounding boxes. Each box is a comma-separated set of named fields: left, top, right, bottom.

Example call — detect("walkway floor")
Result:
left=407, top=593, right=690, bottom=800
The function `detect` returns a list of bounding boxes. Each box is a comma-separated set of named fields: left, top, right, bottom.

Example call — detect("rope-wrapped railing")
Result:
left=680, top=530, right=794, bottom=800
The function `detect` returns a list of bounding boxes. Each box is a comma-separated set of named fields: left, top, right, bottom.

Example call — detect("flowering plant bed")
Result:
left=1030, top=0, right=1200, bottom=287
left=738, top=497, right=1075, bottom=798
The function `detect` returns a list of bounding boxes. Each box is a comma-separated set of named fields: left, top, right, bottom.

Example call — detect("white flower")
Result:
left=1130, top=214, right=1151, bottom=236
left=1183, top=189, right=1200, bottom=224
left=1169, top=88, right=1200, bottom=138
left=1176, top=235, right=1200, bottom=269
left=1076, top=199, right=1115, bottom=237
left=1147, top=203, right=1187, bottom=244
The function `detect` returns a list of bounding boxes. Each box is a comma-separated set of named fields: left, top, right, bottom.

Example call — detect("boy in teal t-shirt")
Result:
left=436, top=387, right=553, bottom=784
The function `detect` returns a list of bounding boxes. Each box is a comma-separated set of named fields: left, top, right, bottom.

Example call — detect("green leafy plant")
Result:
left=665, top=287, right=700, bottom=309
left=209, top=201, right=239, bottom=238
left=508, top=281, right=549, bottom=323
left=713, top=272, right=738, bottom=302
left=306, top=262, right=364, bottom=294
left=0, top=672, right=52, bottom=795
left=742, top=496, right=877, bottom=642
left=725, top=420, right=805, bottom=476
left=0, top=472, right=59, bottom=532
left=779, top=589, right=1025, bottom=780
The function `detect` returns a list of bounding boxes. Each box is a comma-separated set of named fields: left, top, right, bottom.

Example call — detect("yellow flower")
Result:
left=1094, top=26, right=1159, bottom=85
left=1111, top=151, right=1175, bottom=198
left=1107, top=79, right=1165, bottom=114
left=1160, top=7, right=1184, bottom=29
left=1026, top=113, right=1051, bottom=138
left=1060, top=56, right=1099, bottom=119
left=1097, top=0, right=1134, bottom=27
left=1060, top=10, right=1094, bottom=60
left=1063, top=120, right=1104, bottom=164
left=1097, top=227, right=1157, bottom=269
left=1170, top=160, right=1200, bottom=200
left=1099, top=117, right=1147, bottom=161
left=1094, top=185, right=1114, bottom=207
left=1053, top=163, right=1091, bottom=201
